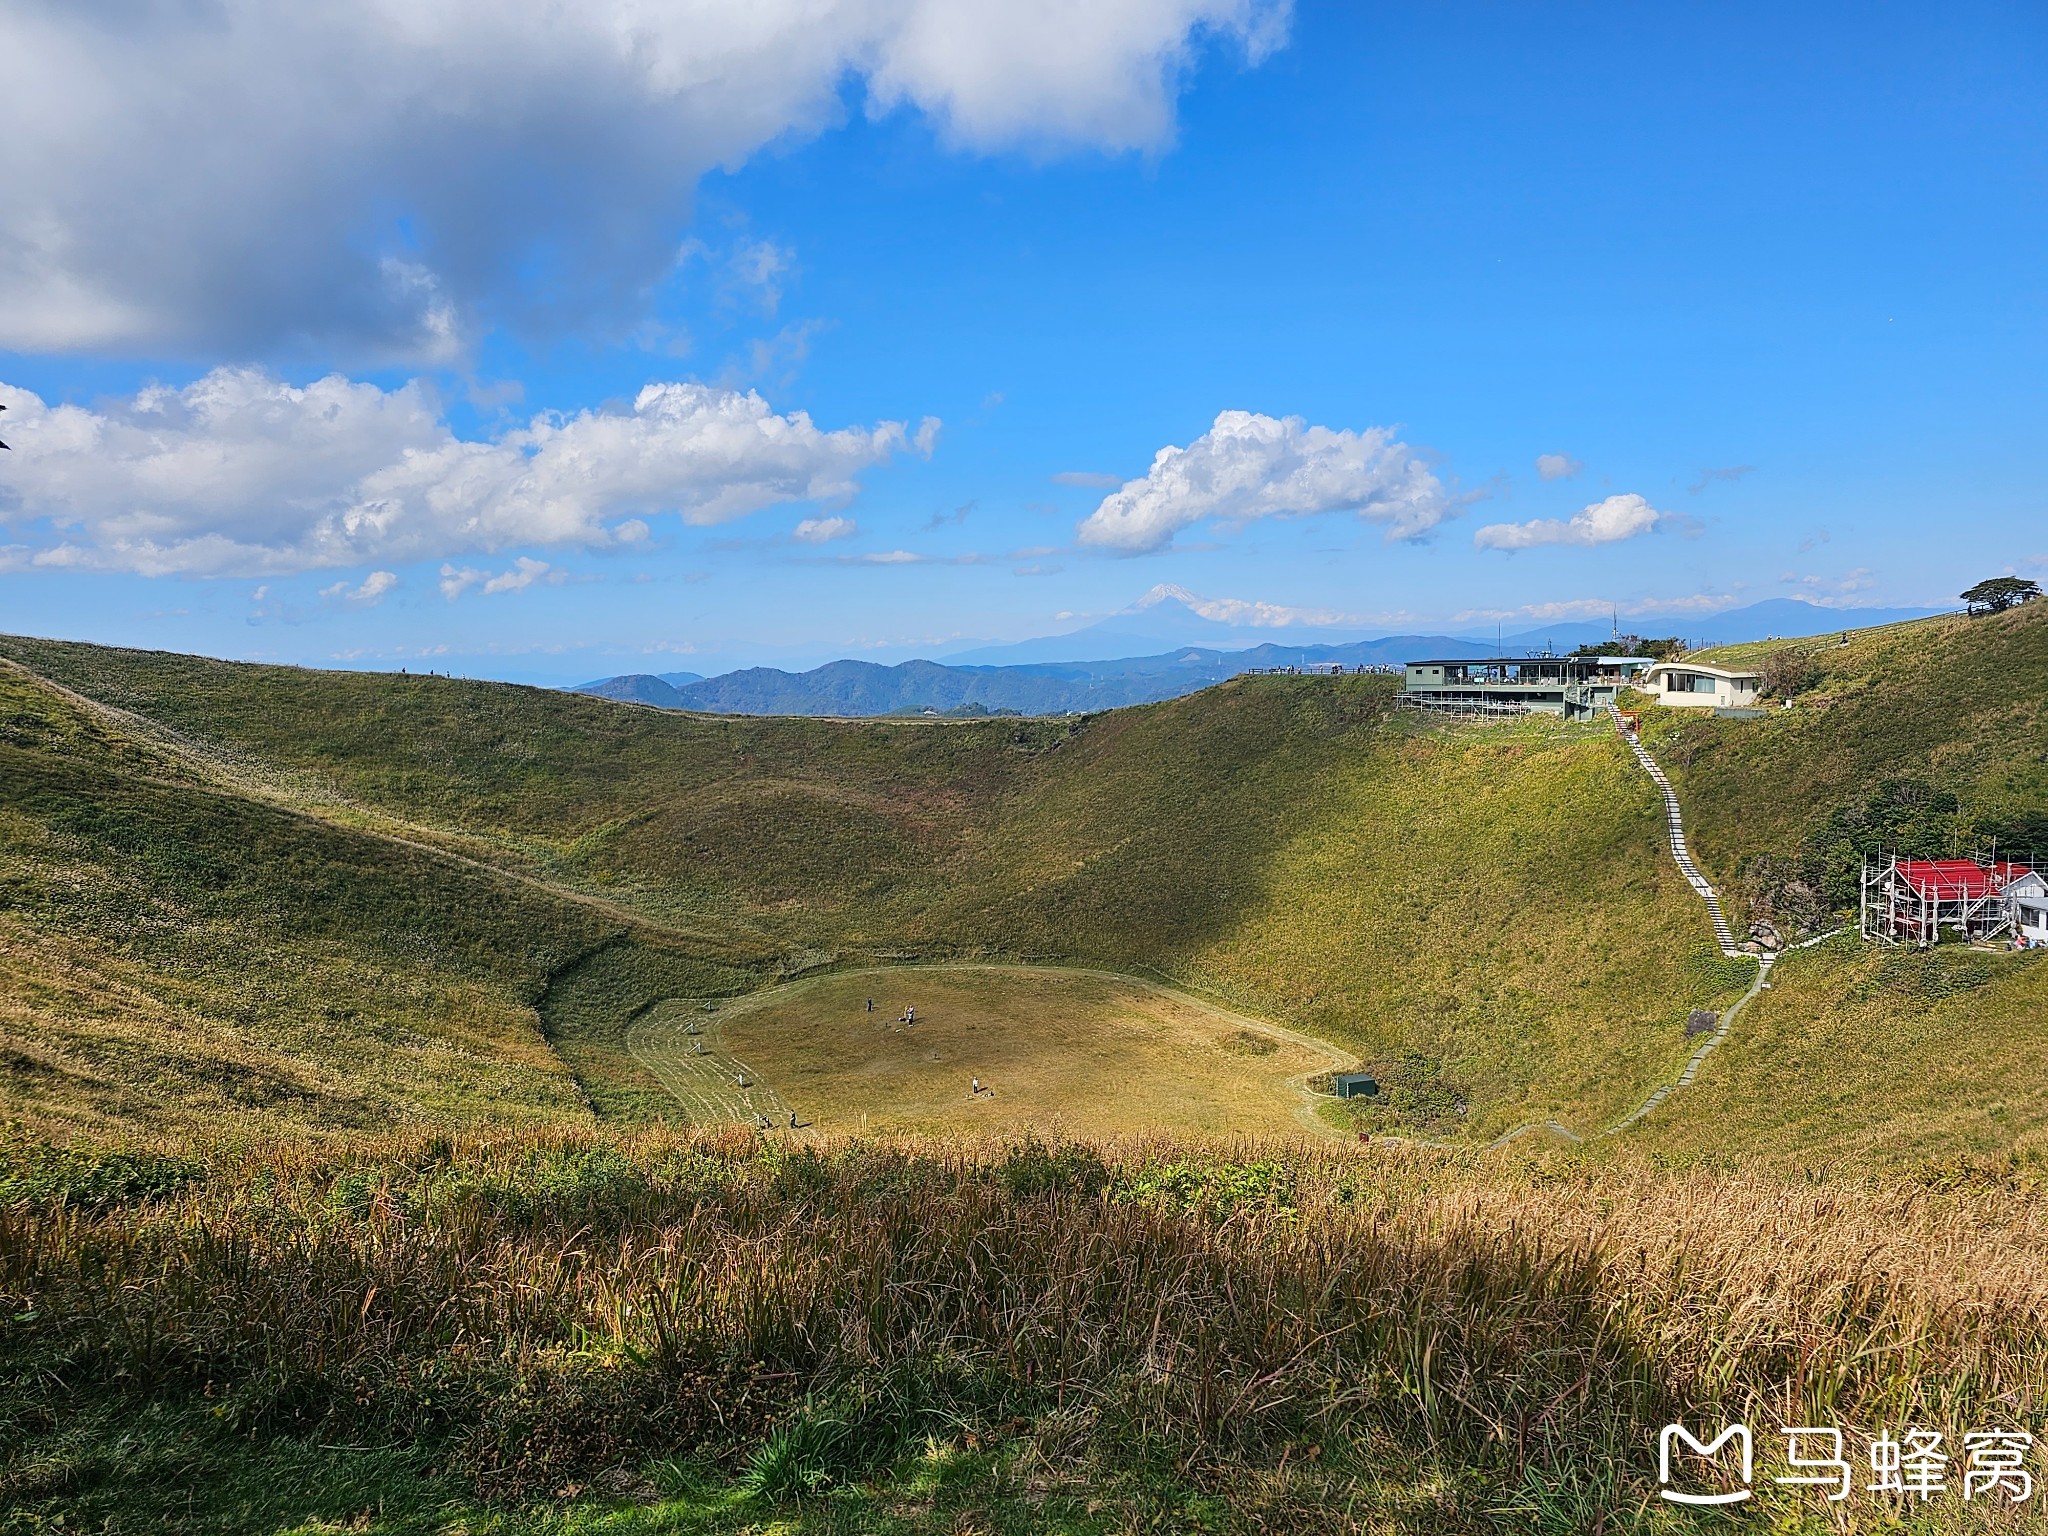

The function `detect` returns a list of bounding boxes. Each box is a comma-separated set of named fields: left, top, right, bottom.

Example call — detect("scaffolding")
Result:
left=1859, top=855, right=2039, bottom=947
left=1393, top=692, right=1529, bottom=722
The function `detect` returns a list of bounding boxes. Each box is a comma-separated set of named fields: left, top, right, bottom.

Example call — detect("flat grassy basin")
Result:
left=631, top=964, right=1351, bottom=1139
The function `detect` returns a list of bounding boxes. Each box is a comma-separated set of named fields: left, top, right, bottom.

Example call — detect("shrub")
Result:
left=1757, top=647, right=1822, bottom=699
left=0, top=1133, right=204, bottom=1211
left=995, top=1137, right=1109, bottom=1200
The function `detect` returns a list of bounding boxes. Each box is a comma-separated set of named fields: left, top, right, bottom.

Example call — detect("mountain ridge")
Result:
left=937, top=591, right=1940, bottom=667
left=575, top=598, right=1946, bottom=717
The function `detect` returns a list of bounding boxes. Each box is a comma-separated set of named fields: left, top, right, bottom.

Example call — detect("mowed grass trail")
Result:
left=650, top=965, right=1352, bottom=1139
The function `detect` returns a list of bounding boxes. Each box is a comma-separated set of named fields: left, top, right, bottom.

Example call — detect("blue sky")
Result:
left=1, top=1, right=2042, bottom=681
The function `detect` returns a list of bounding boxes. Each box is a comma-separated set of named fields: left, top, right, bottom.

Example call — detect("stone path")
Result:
left=1613, top=705, right=1740, bottom=955
left=1393, top=713, right=1849, bottom=1153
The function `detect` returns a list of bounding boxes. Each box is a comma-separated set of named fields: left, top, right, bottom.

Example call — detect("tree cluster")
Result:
left=1571, top=634, right=1687, bottom=660
left=1742, top=778, right=2047, bottom=926
left=1961, top=577, right=2042, bottom=615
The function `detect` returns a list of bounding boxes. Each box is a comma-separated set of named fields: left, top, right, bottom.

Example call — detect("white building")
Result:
left=1643, top=660, right=1764, bottom=710
left=2009, top=869, right=2048, bottom=947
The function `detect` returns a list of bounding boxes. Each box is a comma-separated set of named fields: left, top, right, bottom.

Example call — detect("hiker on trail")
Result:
left=788, top=1110, right=799, bottom=1129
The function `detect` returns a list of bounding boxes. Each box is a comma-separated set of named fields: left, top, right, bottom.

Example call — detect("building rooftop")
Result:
left=1893, top=859, right=2038, bottom=899
left=1645, top=659, right=1761, bottom=678
left=1406, top=655, right=1651, bottom=667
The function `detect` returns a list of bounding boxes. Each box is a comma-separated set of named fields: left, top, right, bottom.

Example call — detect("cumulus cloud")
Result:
left=1535, top=452, right=1582, bottom=481
left=320, top=570, right=399, bottom=607
left=1473, top=493, right=1666, bottom=551
left=792, top=515, right=858, bottom=544
left=1076, top=410, right=1449, bottom=553
left=0, top=1, right=1286, bottom=357
left=0, top=370, right=934, bottom=576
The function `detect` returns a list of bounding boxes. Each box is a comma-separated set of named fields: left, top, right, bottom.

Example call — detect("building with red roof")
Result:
left=1861, top=856, right=2046, bottom=946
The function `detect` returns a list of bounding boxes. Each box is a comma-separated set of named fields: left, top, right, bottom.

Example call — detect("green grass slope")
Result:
left=1587, top=604, right=2048, bottom=1162
left=0, top=658, right=756, bottom=1139
left=0, top=641, right=1731, bottom=1144
left=1656, top=604, right=2048, bottom=907
left=1624, top=933, right=2048, bottom=1165
left=3, top=608, right=2044, bottom=1159
left=920, top=686, right=1732, bottom=1139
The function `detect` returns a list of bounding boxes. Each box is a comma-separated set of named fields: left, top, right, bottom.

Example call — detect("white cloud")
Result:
left=728, top=240, right=794, bottom=316
left=1051, top=470, right=1124, bottom=488
left=1535, top=452, right=1581, bottom=481
left=792, top=515, right=858, bottom=544
left=1076, top=410, right=1449, bottom=553
left=1133, top=582, right=1372, bottom=628
left=0, top=370, right=934, bottom=576
left=1453, top=593, right=1744, bottom=624
left=320, top=570, right=399, bottom=607
left=1779, top=567, right=1878, bottom=605
left=484, top=557, right=553, bottom=595
left=439, top=558, right=553, bottom=600
left=0, top=1, right=1286, bottom=357
left=1473, top=493, right=1666, bottom=551
left=439, top=566, right=483, bottom=601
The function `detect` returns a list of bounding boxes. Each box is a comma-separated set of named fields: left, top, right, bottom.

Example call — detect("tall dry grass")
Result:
left=3, top=1130, right=2045, bottom=1507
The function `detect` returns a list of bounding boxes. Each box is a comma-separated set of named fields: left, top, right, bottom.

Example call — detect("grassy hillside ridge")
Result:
left=1587, top=605, right=2048, bottom=1160
left=1, top=640, right=1729, bottom=1143
left=0, top=658, right=771, bottom=1138
left=1625, top=933, right=2048, bottom=1165
left=919, top=690, right=1732, bottom=1139
left=1659, top=603, right=2048, bottom=917
left=3, top=613, right=2044, bottom=1156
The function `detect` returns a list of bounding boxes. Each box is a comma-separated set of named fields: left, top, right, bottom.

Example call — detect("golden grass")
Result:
left=0, top=914, right=594, bottom=1141
left=660, top=964, right=1350, bottom=1139
left=6, top=1129, right=2045, bottom=1525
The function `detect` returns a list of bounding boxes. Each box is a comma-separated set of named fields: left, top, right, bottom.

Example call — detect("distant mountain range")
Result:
left=940, top=589, right=1943, bottom=665
left=573, top=595, right=1943, bottom=717
left=576, top=641, right=1468, bottom=717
